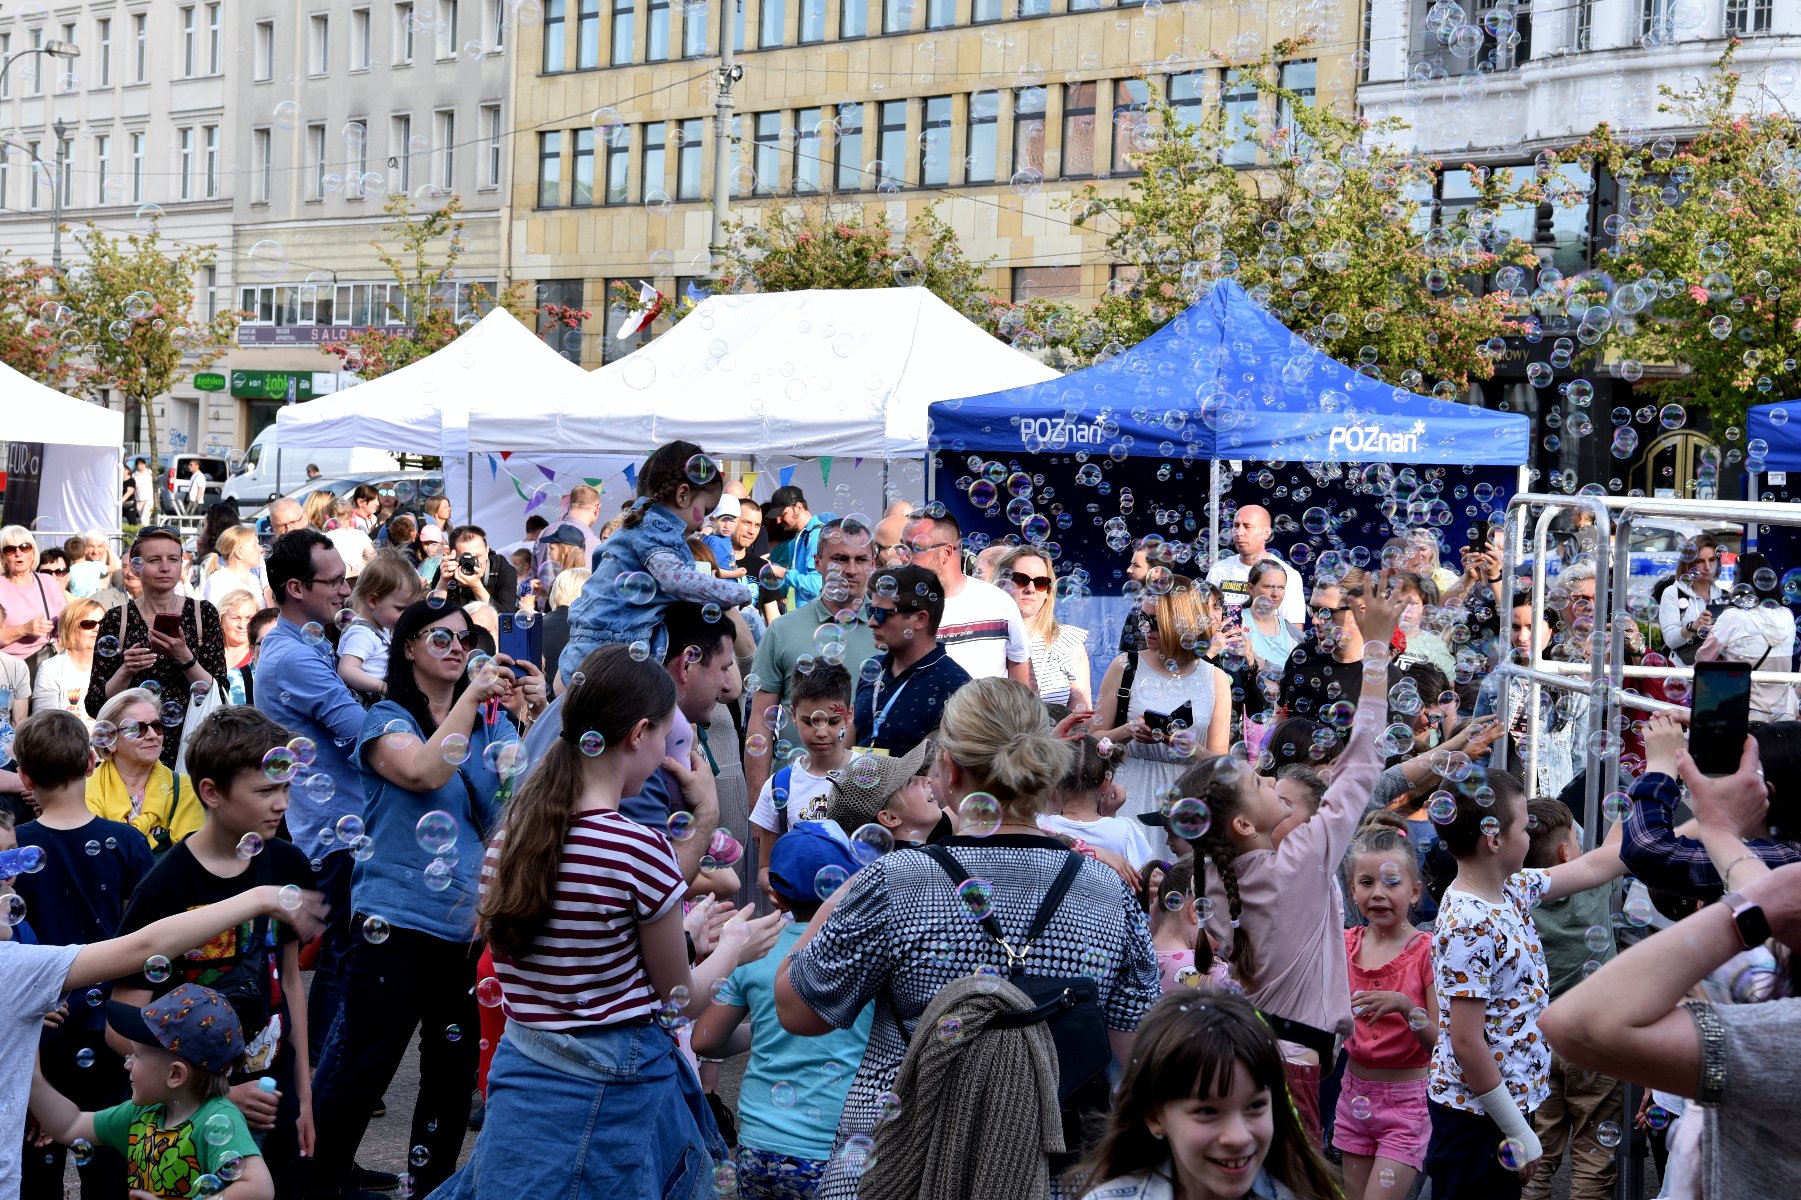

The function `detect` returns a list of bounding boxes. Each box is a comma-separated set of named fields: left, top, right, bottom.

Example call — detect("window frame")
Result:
left=96, top=17, right=113, bottom=86
left=397, top=1, right=418, bottom=63
left=435, top=109, right=457, bottom=190
left=607, top=0, right=632, bottom=67
left=482, top=103, right=503, bottom=188
left=254, top=19, right=275, bottom=81
left=793, top=106, right=822, bottom=194
left=538, top=129, right=564, bottom=206
left=310, top=13, right=331, bottom=75
left=180, top=5, right=198, bottom=78
left=834, top=101, right=864, bottom=191
left=571, top=127, right=595, bottom=206
left=676, top=118, right=703, bottom=199
left=132, top=13, right=149, bottom=84
left=876, top=99, right=907, bottom=189
left=752, top=111, right=780, bottom=195
left=203, top=124, right=219, bottom=198
left=132, top=131, right=148, bottom=203
left=94, top=133, right=111, bottom=204
left=919, top=95, right=951, bottom=187
left=543, top=0, right=567, bottom=70
left=1062, top=81, right=1096, bottom=179
left=760, top=0, right=786, bottom=47
left=602, top=125, right=631, bottom=204
left=840, top=0, right=866, bottom=40
left=308, top=123, right=328, bottom=200
left=966, top=90, right=998, bottom=184
left=178, top=127, right=195, bottom=201
left=646, top=0, right=670, bottom=59
left=1012, top=86, right=1046, bottom=177
left=641, top=119, right=667, bottom=200
left=206, top=3, right=222, bottom=74
left=1110, top=78, right=1150, bottom=175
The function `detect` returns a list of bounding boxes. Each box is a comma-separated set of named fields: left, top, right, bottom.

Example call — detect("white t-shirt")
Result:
left=338, top=617, right=393, bottom=681
left=67, top=560, right=108, bottom=599
left=1711, top=605, right=1797, bottom=722
left=1037, top=812, right=1156, bottom=869
left=937, top=576, right=1030, bottom=681
left=185, top=472, right=207, bottom=506
left=30, top=652, right=90, bottom=719
left=0, top=653, right=29, bottom=719
left=326, top=528, right=376, bottom=576
left=749, top=762, right=839, bottom=834
left=0, top=942, right=81, bottom=1200
left=202, top=564, right=265, bottom=609
left=1205, top=553, right=1307, bottom=624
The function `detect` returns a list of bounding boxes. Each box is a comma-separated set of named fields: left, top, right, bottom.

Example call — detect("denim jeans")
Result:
left=307, top=848, right=356, bottom=1066
left=431, top=1020, right=726, bottom=1200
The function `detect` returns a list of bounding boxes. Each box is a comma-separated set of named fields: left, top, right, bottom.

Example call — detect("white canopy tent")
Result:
left=0, top=360, right=126, bottom=538
left=274, top=307, right=592, bottom=518
left=465, top=289, right=1061, bottom=463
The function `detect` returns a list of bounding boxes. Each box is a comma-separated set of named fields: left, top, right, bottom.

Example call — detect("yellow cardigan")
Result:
left=86, top=759, right=204, bottom=846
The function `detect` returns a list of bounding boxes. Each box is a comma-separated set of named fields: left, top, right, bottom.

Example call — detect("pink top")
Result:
left=0, top=571, right=67, bottom=660
left=1344, top=927, right=1433, bottom=1069
left=1205, top=705, right=1385, bottom=1040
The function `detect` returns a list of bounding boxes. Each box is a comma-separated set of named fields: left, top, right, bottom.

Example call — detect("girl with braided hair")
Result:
left=1166, top=573, right=1407, bottom=1148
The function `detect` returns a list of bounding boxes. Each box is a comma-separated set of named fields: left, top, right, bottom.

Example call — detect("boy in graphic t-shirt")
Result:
left=752, top=665, right=854, bottom=905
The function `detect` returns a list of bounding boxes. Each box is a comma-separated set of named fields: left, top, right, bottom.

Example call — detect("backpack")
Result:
left=913, top=844, right=1113, bottom=1162
left=771, top=764, right=796, bottom=834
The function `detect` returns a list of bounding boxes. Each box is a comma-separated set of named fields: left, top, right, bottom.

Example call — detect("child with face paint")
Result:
left=556, top=440, right=754, bottom=687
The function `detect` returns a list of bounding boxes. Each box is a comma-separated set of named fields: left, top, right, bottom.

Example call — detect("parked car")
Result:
left=222, top=425, right=401, bottom=505
left=249, top=470, right=444, bottom=539
left=162, top=454, right=234, bottom=514
left=1524, top=517, right=1743, bottom=598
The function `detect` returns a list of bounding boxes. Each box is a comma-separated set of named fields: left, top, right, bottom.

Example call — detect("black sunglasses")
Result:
left=77, top=618, right=101, bottom=630
left=42, top=566, right=69, bottom=576
left=1009, top=571, right=1053, bottom=593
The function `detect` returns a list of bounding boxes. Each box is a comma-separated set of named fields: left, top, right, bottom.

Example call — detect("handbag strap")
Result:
left=1115, top=651, right=1138, bottom=726
left=918, top=843, right=1084, bottom=976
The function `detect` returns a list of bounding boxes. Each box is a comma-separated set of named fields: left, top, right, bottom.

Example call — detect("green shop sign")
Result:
left=228, top=370, right=316, bottom=401
left=192, top=372, right=227, bottom=392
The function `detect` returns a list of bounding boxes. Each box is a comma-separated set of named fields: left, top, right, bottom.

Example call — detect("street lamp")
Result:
left=0, top=39, right=81, bottom=95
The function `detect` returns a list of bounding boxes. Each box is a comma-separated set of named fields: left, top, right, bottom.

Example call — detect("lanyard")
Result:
left=869, top=670, right=912, bottom=739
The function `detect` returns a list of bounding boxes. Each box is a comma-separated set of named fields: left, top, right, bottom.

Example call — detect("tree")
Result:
left=0, top=256, right=76, bottom=389
left=1554, top=42, right=1801, bottom=436
left=1077, top=40, right=1535, bottom=392
left=323, top=193, right=586, bottom=381
left=56, top=223, right=239, bottom=466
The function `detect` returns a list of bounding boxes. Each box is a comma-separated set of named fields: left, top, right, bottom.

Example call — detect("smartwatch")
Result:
left=1720, top=891, right=1771, bottom=951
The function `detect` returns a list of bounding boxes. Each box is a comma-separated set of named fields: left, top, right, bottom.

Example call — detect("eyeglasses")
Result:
left=905, top=541, right=957, bottom=557
left=77, top=619, right=100, bottom=630
left=1009, top=571, right=1053, bottom=593
left=303, top=575, right=349, bottom=590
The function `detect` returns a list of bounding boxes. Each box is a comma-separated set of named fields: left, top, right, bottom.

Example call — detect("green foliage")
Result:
left=0, top=256, right=76, bottom=390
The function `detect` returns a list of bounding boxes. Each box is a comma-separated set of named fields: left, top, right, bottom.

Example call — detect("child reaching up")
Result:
left=557, top=441, right=753, bottom=686
left=337, top=554, right=424, bottom=698
left=1068, top=990, right=1340, bottom=1200
left=1334, top=811, right=1438, bottom=1200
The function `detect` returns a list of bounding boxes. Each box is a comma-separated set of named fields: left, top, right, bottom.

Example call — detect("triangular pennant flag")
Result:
left=853, top=457, right=863, bottom=469
left=742, top=471, right=759, bottom=494
left=487, top=455, right=499, bottom=480
left=623, top=463, right=637, bottom=489
left=525, top=488, right=550, bottom=514
left=499, top=451, right=513, bottom=460
left=778, top=465, right=797, bottom=488
left=511, top=478, right=530, bottom=501
left=818, top=457, right=834, bottom=489
left=583, top=478, right=604, bottom=487
left=537, top=463, right=557, bottom=482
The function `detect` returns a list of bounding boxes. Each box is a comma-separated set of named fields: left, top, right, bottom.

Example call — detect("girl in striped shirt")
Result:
left=436, top=643, right=784, bottom=1199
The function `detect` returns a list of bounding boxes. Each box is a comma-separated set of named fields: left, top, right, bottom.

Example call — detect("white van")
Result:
left=222, top=426, right=401, bottom=505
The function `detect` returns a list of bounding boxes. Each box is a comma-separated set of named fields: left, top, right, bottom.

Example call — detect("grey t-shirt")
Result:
left=0, top=941, right=82, bottom=1199
left=1702, top=996, right=1801, bottom=1198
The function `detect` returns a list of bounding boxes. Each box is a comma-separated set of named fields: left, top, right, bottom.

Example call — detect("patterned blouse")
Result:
left=86, top=597, right=228, bottom=769
left=1029, top=624, right=1089, bottom=708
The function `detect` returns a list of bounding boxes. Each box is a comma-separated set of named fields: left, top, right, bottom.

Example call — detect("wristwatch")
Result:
left=1720, top=890, right=1771, bottom=951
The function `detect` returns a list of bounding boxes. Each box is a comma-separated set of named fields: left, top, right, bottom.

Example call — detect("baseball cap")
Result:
left=826, top=739, right=931, bottom=832
left=420, top=523, right=444, bottom=546
left=767, top=821, right=864, bottom=904
left=539, top=523, right=587, bottom=549
left=709, top=495, right=741, bottom=520
left=107, top=983, right=245, bottom=1076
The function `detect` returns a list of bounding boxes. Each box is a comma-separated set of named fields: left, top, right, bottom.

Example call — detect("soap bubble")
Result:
left=1168, top=797, right=1211, bottom=840
left=144, top=955, right=173, bottom=983
left=957, top=792, right=1000, bottom=836
left=362, top=915, right=392, bottom=944
left=956, top=877, right=994, bottom=920
left=415, top=811, right=459, bottom=855
left=814, top=863, right=849, bottom=898
left=235, top=833, right=264, bottom=859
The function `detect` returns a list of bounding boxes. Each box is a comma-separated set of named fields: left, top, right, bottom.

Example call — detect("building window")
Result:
left=920, top=95, right=951, bottom=186
left=27, top=141, right=40, bottom=209
left=348, top=121, right=369, bottom=196
left=642, top=120, right=666, bottom=198
left=537, top=279, right=586, bottom=362
left=1725, top=0, right=1771, bottom=34
left=972, top=0, right=1000, bottom=21
left=1277, top=59, right=1316, bottom=153
left=132, top=14, right=149, bottom=83
left=0, top=33, right=9, bottom=100
left=435, top=110, right=456, bottom=188
left=750, top=112, right=780, bottom=195
left=0, top=152, right=8, bottom=210
left=351, top=8, right=371, bottom=67
left=538, top=131, right=563, bottom=205
left=482, top=104, right=503, bottom=187
left=604, top=277, right=650, bottom=362
left=926, top=0, right=954, bottom=27
left=397, top=1, right=417, bottom=62
left=967, top=90, right=998, bottom=183
left=1062, top=82, right=1095, bottom=178
left=841, top=0, right=866, bottom=39
left=207, top=3, right=222, bottom=73
left=1168, top=69, right=1204, bottom=130
left=393, top=114, right=413, bottom=190
left=760, top=0, right=785, bottom=46
left=834, top=102, right=864, bottom=191
left=876, top=100, right=906, bottom=188
left=94, top=135, right=111, bottom=204
left=883, top=0, right=909, bottom=33
left=436, top=0, right=459, bottom=57
left=178, top=128, right=195, bottom=200
left=1017, top=0, right=1048, bottom=14
left=1013, top=87, right=1046, bottom=175
left=1221, top=70, right=1258, bottom=166
left=1573, top=0, right=1592, bottom=48
left=1111, top=79, right=1149, bottom=173
left=26, top=28, right=42, bottom=96
left=96, top=18, right=112, bottom=86
left=180, top=6, right=198, bottom=77
left=1012, top=266, right=1081, bottom=301
left=488, top=0, right=508, bottom=46
left=254, top=20, right=274, bottom=80
left=203, top=125, right=219, bottom=198
left=676, top=118, right=703, bottom=198
left=55, top=23, right=75, bottom=92
left=310, top=13, right=331, bottom=74
left=608, top=0, right=631, bottom=65
left=571, top=128, right=594, bottom=204
left=682, top=0, right=708, bottom=56
left=58, top=137, right=73, bottom=207
left=604, top=126, right=630, bottom=202
left=647, top=0, right=669, bottom=58
left=793, top=107, right=822, bottom=193
left=799, top=0, right=825, bottom=41
left=309, top=123, right=328, bottom=199
left=544, top=0, right=567, bottom=69
left=575, top=0, right=600, bottom=66
left=1068, top=0, right=1100, bottom=7
left=133, top=132, right=148, bottom=202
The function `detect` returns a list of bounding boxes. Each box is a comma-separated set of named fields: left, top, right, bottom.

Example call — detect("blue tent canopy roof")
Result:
left=1746, top=400, right=1801, bottom=473
left=929, top=280, right=1531, bottom=467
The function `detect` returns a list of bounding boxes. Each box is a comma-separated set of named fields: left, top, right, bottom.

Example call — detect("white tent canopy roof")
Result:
left=275, top=307, right=588, bottom=455
left=466, top=288, right=1059, bottom=459
left=0, top=360, right=127, bottom=447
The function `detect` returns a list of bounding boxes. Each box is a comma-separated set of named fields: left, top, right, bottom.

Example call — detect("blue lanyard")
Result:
left=870, top=671, right=911, bottom=739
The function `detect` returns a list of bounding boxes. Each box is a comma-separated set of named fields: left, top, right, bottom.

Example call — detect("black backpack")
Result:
left=913, top=844, right=1114, bottom=1161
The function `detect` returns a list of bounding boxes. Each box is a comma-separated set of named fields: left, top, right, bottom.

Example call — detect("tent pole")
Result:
left=1208, top=459, right=1221, bottom=565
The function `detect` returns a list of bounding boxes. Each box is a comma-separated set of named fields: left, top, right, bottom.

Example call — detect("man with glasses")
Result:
left=743, top=519, right=879, bottom=801
left=854, top=565, right=972, bottom=757
left=1277, top=570, right=1372, bottom=720
left=900, top=512, right=1031, bottom=686
left=254, top=528, right=366, bottom=1067
left=1658, top=533, right=1724, bottom=665
left=267, top=497, right=307, bottom=539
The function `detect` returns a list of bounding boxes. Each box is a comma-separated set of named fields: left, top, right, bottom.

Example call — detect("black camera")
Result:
left=458, top=553, right=481, bottom=576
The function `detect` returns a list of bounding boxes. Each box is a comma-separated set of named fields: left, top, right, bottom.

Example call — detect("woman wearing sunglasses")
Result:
left=87, top=686, right=203, bottom=846
left=31, top=599, right=105, bottom=722
left=996, top=544, right=1091, bottom=711
left=304, top=598, right=545, bottom=1200
left=0, top=525, right=69, bottom=677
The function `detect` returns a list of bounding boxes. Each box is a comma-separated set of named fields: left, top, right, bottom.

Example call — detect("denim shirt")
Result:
left=352, top=700, right=511, bottom=942
left=559, top=503, right=691, bottom=682
left=254, top=615, right=368, bottom=862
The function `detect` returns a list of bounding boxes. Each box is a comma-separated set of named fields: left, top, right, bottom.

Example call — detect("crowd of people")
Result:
left=0, top=439, right=1797, bottom=1200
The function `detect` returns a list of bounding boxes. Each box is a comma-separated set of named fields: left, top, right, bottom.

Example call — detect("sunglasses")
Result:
left=420, top=627, right=480, bottom=651
left=868, top=605, right=917, bottom=627
left=1009, top=571, right=1052, bottom=593
left=77, top=618, right=101, bottom=630
left=42, top=566, right=68, bottom=576
left=1, top=545, right=32, bottom=554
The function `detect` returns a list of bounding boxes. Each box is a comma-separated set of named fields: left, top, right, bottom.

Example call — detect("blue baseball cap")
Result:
left=767, top=821, right=863, bottom=904
left=108, top=983, right=245, bottom=1076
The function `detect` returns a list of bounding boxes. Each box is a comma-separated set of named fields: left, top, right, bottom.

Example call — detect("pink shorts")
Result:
left=1331, top=1072, right=1430, bottom=1169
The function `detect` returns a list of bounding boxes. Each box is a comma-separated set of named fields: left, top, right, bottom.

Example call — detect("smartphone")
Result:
left=1220, top=601, right=1243, bottom=631
left=1689, top=660, right=1753, bottom=776
left=153, top=613, right=183, bottom=639
left=1142, top=701, right=1195, bottom=737
left=1466, top=523, right=1491, bottom=559
left=496, top=612, right=541, bottom=680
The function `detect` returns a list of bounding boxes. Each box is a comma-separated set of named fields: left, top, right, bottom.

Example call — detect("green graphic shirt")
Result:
left=92, top=1096, right=259, bottom=1197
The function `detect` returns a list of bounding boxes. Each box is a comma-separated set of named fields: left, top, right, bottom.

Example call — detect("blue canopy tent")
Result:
left=927, top=281, right=1532, bottom=669
left=1743, top=399, right=1801, bottom=559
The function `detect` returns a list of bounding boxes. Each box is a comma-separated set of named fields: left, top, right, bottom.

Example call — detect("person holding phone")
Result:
left=1659, top=534, right=1724, bottom=665
left=86, top=527, right=228, bottom=770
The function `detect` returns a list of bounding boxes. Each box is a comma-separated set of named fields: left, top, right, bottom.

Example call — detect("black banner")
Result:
left=2, top=441, right=44, bottom=530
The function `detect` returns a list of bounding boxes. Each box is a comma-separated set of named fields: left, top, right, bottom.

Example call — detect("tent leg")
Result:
left=1208, top=459, right=1221, bottom=564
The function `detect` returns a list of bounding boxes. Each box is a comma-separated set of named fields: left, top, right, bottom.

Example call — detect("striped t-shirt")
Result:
left=937, top=576, right=1029, bottom=680
left=482, top=810, right=686, bottom=1029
